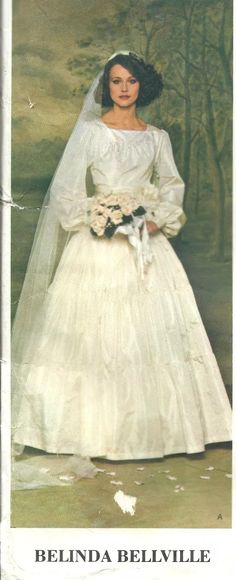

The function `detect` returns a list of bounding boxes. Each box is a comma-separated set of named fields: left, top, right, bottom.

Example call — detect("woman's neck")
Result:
left=101, top=105, right=146, bottom=131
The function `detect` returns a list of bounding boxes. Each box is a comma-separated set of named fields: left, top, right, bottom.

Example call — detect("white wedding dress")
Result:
left=12, top=119, right=231, bottom=460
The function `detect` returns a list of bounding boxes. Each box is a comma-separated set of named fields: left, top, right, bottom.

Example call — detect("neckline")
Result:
left=97, top=119, right=149, bottom=133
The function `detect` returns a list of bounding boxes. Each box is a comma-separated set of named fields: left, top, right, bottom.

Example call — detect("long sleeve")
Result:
left=145, top=130, right=186, bottom=237
left=49, top=122, right=92, bottom=231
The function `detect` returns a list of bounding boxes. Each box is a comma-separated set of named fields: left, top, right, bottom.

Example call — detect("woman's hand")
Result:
left=146, top=220, right=159, bottom=235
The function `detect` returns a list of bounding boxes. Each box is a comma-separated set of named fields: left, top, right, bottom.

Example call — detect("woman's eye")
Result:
left=111, top=79, right=137, bottom=85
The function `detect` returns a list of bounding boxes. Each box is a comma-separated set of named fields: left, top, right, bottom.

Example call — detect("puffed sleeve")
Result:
left=145, top=130, right=186, bottom=237
left=49, top=122, right=93, bottom=231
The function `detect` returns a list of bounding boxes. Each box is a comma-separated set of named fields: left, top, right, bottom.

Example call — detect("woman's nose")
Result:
left=121, top=81, right=128, bottom=92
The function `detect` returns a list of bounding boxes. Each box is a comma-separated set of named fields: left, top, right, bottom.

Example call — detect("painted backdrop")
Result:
left=12, top=0, right=232, bottom=388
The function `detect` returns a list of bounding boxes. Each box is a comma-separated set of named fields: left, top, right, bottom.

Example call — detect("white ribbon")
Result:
left=115, top=216, right=153, bottom=279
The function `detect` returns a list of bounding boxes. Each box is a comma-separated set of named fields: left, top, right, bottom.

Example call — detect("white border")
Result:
left=1, top=0, right=12, bottom=574
left=1, top=1, right=235, bottom=578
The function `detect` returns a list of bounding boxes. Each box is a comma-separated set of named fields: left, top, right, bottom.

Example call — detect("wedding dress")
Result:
left=12, top=119, right=231, bottom=461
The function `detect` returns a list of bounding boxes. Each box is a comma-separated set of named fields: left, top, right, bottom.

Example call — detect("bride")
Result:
left=12, top=51, right=231, bottom=461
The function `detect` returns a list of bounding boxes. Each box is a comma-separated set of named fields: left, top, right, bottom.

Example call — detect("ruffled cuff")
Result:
left=50, top=192, right=90, bottom=231
left=145, top=202, right=186, bottom=238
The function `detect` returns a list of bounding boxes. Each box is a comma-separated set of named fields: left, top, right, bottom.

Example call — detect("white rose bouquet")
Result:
left=90, top=193, right=146, bottom=238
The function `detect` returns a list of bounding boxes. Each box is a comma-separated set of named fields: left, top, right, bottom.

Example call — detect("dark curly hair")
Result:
left=101, top=52, right=163, bottom=108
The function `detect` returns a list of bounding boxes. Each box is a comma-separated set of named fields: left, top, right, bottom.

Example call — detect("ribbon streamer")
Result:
left=115, top=217, right=153, bottom=279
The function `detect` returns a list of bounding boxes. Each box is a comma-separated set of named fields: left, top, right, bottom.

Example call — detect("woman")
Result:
left=12, top=51, right=231, bottom=460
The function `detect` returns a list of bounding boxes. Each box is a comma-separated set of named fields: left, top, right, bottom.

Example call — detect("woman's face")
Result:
left=108, top=64, right=140, bottom=108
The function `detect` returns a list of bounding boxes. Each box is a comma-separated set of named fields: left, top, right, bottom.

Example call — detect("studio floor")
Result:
left=11, top=445, right=232, bottom=528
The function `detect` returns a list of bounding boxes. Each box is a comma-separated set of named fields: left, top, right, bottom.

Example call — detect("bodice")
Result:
left=88, top=120, right=162, bottom=193
left=49, top=118, right=186, bottom=239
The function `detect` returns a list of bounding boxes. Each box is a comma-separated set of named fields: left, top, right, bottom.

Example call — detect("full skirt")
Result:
left=12, top=226, right=232, bottom=459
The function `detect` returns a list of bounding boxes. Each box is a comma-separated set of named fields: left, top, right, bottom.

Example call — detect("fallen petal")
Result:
left=106, top=471, right=116, bottom=476
left=136, top=467, right=145, bottom=471
left=166, top=475, right=177, bottom=481
left=114, top=490, right=137, bottom=516
left=205, top=466, right=215, bottom=471
left=110, top=480, right=123, bottom=486
left=200, top=475, right=211, bottom=480
left=225, top=473, right=232, bottom=478
left=134, top=481, right=144, bottom=486
left=58, top=474, right=76, bottom=481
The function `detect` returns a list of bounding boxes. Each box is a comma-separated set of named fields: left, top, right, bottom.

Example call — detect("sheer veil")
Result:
left=12, top=71, right=104, bottom=366
left=12, top=51, right=140, bottom=484
left=12, top=52, right=135, bottom=363
left=11, top=52, right=133, bottom=468
left=12, top=51, right=136, bottom=366
left=11, top=65, right=107, bottom=475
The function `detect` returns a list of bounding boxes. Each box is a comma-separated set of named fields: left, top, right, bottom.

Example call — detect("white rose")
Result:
left=120, top=201, right=133, bottom=216
left=117, top=195, right=137, bottom=214
left=91, top=205, right=111, bottom=219
left=104, top=194, right=119, bottom=206
left=91, top=214, right=107, bottom=227
left=93, top=226, right=104, bottom=236
left=91, top=214, right=107, bottom=236
left=110, top=209, right=123, bottom=225
left=103, top=207, right=112, bottom=219
left=91, top=203, right=103, bottom=214
left=117, top=194, right=127, bottom=206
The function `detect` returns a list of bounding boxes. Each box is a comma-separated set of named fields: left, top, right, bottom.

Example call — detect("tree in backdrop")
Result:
left=12, top=0, right=232, bottom=261
left=68, top=0, right=232, bottom=259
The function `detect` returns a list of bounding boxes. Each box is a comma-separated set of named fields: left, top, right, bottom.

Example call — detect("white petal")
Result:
left=58, top=474, right=76, bottom=481
left=114, top=490, right=137, bottom=516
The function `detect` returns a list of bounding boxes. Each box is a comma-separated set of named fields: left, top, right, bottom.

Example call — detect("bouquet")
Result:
left=90, top=193, right=146, bottom=238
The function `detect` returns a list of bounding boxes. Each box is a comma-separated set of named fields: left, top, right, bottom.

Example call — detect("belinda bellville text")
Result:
left=35, top=548, right=211, bottom=563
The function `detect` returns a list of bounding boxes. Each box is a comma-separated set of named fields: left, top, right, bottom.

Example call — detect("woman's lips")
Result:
left=119, top=95, right=130, bottom=100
